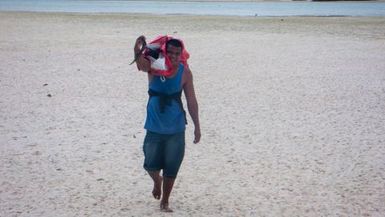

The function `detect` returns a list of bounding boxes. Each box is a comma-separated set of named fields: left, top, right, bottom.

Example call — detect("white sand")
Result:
left=1, top=12, right=385, bottom=216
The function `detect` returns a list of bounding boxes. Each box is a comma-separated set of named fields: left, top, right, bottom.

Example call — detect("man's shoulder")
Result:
left=181, top=65, right=194, bottom=90
left=182, top=65, right=192, bottom=77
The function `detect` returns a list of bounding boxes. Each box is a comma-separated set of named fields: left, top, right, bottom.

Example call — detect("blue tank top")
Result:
left=144, top=63, right=186, bottom=134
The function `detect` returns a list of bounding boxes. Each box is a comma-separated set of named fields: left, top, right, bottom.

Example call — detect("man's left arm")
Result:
left=183, top=68, right=201, bottom=144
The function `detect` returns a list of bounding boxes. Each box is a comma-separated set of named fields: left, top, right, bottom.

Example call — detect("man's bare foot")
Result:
left=152, top=176, right=162, bottom=200
left=160, top=201, right=173, bottom=212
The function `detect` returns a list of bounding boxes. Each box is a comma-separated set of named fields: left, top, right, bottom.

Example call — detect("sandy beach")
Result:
left=1, top=11, right=385, bottom=216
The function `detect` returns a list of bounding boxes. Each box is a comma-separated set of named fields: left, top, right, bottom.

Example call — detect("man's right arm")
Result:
left=135, top=55, right=150, bottom=72
left=134, top=36, right=150, bottom=72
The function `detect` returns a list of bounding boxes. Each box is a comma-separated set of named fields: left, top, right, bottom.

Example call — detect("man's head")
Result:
left=166, top=39, right=183, bottom=67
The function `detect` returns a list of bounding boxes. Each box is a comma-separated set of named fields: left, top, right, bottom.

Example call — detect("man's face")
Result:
left=166, top=45, right=182, bottom=67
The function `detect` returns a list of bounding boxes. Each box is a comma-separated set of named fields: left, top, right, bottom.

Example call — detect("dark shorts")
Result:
left=143, top=131, right=185, bottom=178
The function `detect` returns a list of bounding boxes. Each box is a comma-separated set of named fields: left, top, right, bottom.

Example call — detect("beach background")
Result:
left=1, top=4, right=385, bottom=217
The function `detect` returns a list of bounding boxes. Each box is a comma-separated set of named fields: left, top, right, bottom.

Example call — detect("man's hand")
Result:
left=131, top=35, right=149, bottom=68
left=194, top=128, right=201, bottom=144
left=134, top=35, right=146, bottom=54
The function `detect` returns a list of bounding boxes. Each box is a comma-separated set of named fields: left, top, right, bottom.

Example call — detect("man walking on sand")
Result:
left=133, top=35, right=201, bottom=212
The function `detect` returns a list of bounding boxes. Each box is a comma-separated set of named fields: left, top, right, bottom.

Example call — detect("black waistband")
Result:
left=148, top=89, right=187, bottom=124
